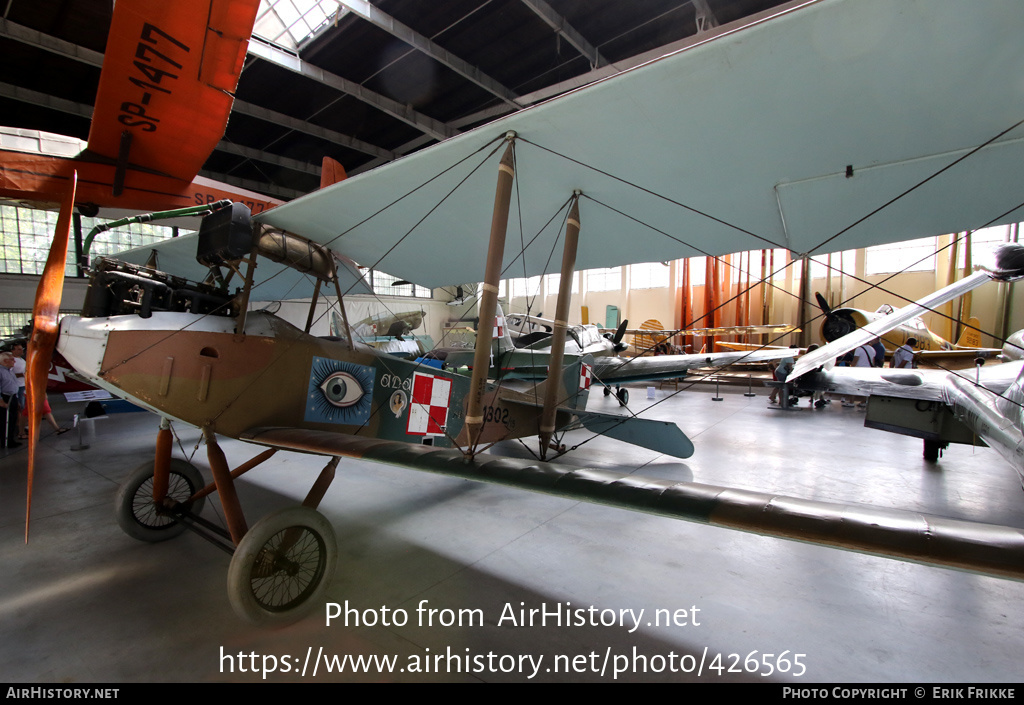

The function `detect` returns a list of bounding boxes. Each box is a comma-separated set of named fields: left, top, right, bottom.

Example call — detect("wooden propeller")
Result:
left=25, top=170, right=76, bottom=542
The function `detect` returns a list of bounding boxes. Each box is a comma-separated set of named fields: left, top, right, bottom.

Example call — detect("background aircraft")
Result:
left=814, top=292, right=997, bottom=359
left=0, top=0, right=280, bottom=217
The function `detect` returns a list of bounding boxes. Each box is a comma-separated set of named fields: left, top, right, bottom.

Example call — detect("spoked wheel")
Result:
left=115, top=459, right=206, bottom=542
left=227, top=506, right=338, bottom=627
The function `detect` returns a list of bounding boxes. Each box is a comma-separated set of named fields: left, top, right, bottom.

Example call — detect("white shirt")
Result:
left=11, top=356, right=25, bottom=389
left=891, top=344, right=915, bottom=369
left=852, top=345, right=874, bottom=368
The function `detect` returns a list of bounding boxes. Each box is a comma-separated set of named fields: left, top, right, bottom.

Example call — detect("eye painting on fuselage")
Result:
left=305, top=357, right=375, bottom=426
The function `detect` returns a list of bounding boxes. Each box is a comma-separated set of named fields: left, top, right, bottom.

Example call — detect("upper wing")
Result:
left=87, top=0, right=259, bottom=182
left=256, top=0, right=1024, bottom=288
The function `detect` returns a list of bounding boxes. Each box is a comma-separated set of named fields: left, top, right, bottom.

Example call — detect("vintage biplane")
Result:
left=0, top=0, right=280, bottom=217
left=21, top=0, right=1024, bottom=626
left=434, top=305, right=793, bottom=405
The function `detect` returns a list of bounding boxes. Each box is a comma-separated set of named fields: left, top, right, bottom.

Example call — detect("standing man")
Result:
left=10, top=341, right=26, bottom=439
left=847, top=340, right=876, bottom=409
left=891, top=338, right=917, bottom=369
left=0, top=352, right=21, bottom=448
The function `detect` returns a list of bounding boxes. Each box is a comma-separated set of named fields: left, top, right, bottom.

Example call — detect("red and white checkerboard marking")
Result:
left=579, top=362, right=592, bottom=390
left=407, top=372, right=452, bottom=436
left=493, top=315, right=505, bottom=339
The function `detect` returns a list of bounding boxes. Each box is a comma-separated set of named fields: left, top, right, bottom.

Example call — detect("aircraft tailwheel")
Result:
left=227, top=506, right=338, bottom=627
left=115, top=459, right=206, bottom=542
left=616, top=388, right=629, bottom=406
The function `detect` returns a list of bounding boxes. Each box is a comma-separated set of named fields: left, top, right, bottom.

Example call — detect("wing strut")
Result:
left=466, top=133, right=516, bottom=453
left=539, top=193, right=581, bottom=457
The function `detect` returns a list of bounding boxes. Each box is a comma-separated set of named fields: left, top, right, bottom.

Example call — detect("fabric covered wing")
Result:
left=87, top=0, right=259, bottom=182
left=256, top=0, right=1024, bottom=288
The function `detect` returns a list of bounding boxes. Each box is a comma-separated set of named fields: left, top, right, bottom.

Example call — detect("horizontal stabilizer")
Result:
left=575, top=410, right=694, bottom=458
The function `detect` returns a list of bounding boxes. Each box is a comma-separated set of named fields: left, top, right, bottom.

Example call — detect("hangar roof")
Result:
left=0, top=0, right=789, bottom=202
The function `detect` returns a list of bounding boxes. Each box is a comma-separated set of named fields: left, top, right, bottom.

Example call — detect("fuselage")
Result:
left=56, top=311, right=562, bottom=448
left=821, top=306, right=951, bottom=350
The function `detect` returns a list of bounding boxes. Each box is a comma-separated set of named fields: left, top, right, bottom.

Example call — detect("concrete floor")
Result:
left=2, top=382, right=1023, bottom=683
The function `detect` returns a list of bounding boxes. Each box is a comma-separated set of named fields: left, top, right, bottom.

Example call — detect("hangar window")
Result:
left=629, top=262, right=670, bottom=289
left=365, top=270, right=431, bottom=298
left=809, top=250, right=855, bottom=280
left=0, top=309, right=76, bottom=339
left=955, top=225, right=1013, bottom=270
left=586, top=267, right=622, bottom=292
left=0, top=206, right=76, bottom=276
left=508, top=276, right=541, bottom=299
left=254, top=0, right=339, bottom=50
left=544, top=272, right=578, bottom=296
left=864, top=237, right=937, bottom=275
left=80, top=215, right=187, bottom=262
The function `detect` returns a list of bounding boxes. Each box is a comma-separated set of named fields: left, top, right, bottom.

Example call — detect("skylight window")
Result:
left=254, top=0, right=345, bottom=50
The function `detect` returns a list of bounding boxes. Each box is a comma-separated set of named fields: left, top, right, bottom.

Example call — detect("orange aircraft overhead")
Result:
left=0, top=0, right=281, bottom=215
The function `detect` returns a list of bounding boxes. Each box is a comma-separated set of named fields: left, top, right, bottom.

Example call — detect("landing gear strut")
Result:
left=115, top=458, right=206, bottom=542
left=113, top=422, right=340, bottom=626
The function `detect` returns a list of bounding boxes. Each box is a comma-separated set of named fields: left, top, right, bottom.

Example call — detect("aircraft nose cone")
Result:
left=55, top=316, right=108, bottom=383
left=822, top=314, right=856, bottom=342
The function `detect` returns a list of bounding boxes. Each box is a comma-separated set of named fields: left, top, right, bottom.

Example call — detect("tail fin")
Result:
left=561, top=355, right=593, bottom=411
left=320, top=156, right=347, bottom=189
left=523, top=354, right=593, bottom=412
left=956, top=317, right=982, bottom=348
left=491, top=303, right=516, bottom=356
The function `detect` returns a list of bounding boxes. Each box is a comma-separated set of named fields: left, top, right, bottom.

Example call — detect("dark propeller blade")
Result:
left=815, top=292, right=832, bottom=315
left=612, top=319, right=629, bottom=353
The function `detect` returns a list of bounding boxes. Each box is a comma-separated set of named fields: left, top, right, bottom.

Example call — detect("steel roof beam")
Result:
left=331, top=0, right=521, bottom=109
left=0, top=81, right=93, bottom=120
left=231, top=100, right=395, bottom=161
left=518, top=0, right=607, bottom=69
left=214, top=140, right=321, bottom=176
left=691, top=0, right=720, bottom=32
left=248, top=36, right=457, bottom=142
left=0, top=18, right=103, bottom=66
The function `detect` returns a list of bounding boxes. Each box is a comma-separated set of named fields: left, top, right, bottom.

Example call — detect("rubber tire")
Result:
left=115, top=459, right=206, bottom=542
left=603, top=386, right=611, bottom=397
left=923, top=440, right=945, bottom=462
left=227, top=506, right=338, bottom=627
left=616, top=388, right=629, bottom=406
